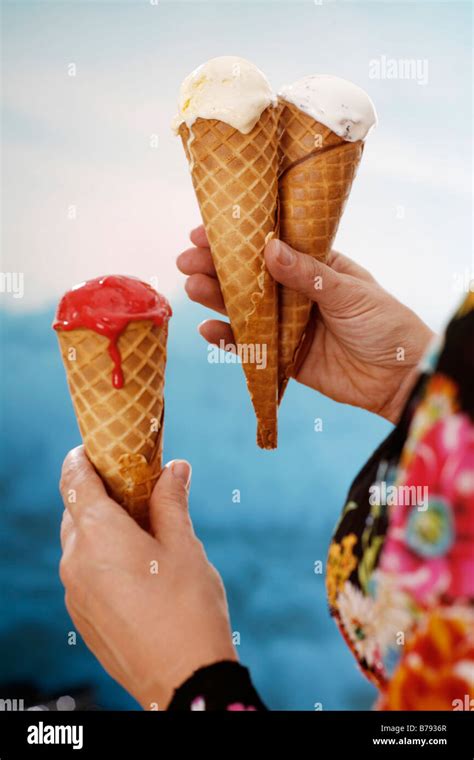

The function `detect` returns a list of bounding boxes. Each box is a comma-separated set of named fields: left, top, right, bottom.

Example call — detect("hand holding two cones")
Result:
left=180, top=224, right=434, bottom=430
left=176, top=59, right=376, bottom=448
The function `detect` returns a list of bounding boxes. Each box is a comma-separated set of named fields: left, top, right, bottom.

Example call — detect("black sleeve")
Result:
left=167, top=660, right=268, bottom=711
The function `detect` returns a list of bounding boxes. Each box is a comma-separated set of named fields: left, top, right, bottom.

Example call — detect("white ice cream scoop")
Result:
left=173, top=55, right=276, bottom=134
left=279, top=74, right=377, bottom=142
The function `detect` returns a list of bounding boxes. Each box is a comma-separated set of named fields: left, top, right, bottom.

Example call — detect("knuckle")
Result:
left=160, top=486, right=188, bottom=512
left=64, top=591, right=79, bottom=623
left=59, top=447, right=82, bottom=495
left=209, top=562, right=224, bottom=588
left=184, top=275, right=197, bottom=298
left=59, top=457, right=73, bottom=495
left=193, top=536, right=206, bottom=556
left=75, top=506, right=106, bottom=541
left=176, top=250, right=190, bottom=271
left=191, top=536, right=211, bottom=565
left=63, top=591, right=73, bottom=617
left=59, top=555, right=73, bottom=586
left=172, top=529, right=204, bottom=559
left=300, top=254, right=319, bottom=290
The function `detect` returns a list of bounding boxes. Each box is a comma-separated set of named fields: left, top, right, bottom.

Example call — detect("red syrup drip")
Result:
left=53, top=275, right=172, bottom=389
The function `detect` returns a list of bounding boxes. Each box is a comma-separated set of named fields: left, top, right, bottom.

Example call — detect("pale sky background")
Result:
left=1, top=0, right=472, bottom=333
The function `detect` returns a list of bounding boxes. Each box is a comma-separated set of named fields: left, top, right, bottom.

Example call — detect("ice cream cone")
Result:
left=178, top=105, right=279, bottom=448
left=54, top=276, right=171, bottom=528
left=56, top=295, right=169, bottom=531
left=277, top=99, right=364, bottom=399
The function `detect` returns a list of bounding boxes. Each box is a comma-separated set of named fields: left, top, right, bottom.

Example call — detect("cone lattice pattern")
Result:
left=179, top=100, right=365, bottom=445
left=277, top=100, right=364, bottom=398
left=57, top=320, right=167, bottom=528
left=179, top=106, right=279, bottom=448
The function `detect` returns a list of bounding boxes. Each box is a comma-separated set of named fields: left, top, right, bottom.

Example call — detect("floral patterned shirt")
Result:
left=168, top=294, right=474, bottom=711
left=326, top=292, right=474, bottom=710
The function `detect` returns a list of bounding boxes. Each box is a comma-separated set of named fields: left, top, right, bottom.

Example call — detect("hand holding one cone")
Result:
left=175, top=57, right=376, bottom=448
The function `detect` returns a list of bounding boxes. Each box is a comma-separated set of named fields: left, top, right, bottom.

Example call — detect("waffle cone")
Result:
left=178, top=106, right=279, bottom=448
left=57, top=320, right=168, bottom=529
left=277, top=99, right=364, bottom=399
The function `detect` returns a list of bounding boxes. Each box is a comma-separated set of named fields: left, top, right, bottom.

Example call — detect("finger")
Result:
left=177, top=247, right=217, bottom=278
left=60, top=509, right=74, bottom=550
left=190, top=225, right=209, bottom=248
left=149, top=460, right=193, bottom=542
left=328, top=250, right=376, bottom=284
left=265, top=239, right=347, bottom=308
left=292, top=304, right=318, bottom=378
left=198, top=319, right=235, bottom=347
left=59, top=446, right=121, bottom=523
left=185, top=274, right=227, bottom=315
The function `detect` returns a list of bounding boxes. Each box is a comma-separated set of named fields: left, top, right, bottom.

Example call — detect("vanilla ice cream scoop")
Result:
left=279, top=74, right=377, bottom=142
left=173, top=56, right=276, bottom=134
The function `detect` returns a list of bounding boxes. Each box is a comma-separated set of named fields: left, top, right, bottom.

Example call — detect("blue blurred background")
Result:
left=1, top=301, right=389, bottom=710
left=1, top=0, right=471, bottom=710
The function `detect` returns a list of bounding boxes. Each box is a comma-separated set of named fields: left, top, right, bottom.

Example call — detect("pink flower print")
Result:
left=380, top=413, right=474, bottom=605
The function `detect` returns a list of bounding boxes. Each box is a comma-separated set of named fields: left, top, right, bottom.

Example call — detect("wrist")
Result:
left=382, top=365, right=420, bottom=424
left=382, top=326, right=435, bottom=424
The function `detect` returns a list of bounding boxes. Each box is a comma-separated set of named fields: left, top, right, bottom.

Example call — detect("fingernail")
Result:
left=275, top=241, right=295, bottom=267
left=170, top=460, right=192, bottom=487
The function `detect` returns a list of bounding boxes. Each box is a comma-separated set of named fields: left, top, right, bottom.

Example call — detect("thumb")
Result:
left=149, top=460, right=193, bottom=542
left=60, top=445, right=123, bottom=523
left=265, top=239, right=345, bottom=307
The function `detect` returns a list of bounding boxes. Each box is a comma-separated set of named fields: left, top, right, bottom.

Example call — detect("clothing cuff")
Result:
left=167, top=660, right=267, bottom=711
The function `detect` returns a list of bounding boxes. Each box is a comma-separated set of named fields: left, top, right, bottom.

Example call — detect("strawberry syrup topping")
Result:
left=53, top=275, right=172, bottom=389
